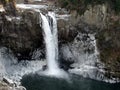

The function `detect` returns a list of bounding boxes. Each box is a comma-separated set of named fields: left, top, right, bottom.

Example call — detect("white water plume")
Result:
left=40, top=12, right=68, bottom=79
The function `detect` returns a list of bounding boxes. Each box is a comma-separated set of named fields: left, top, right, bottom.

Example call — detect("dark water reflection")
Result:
left=21, top=74, right=120, bottom=90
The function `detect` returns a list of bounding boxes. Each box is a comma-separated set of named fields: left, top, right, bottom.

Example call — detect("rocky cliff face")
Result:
left=97, top=21, right=120, bottom=80
left=0, top=1, right=120, bottom=83
left=0, top=10, right=43, bottom=60
left=0, top=5, right=77, bottom=60
left=58, top=4, right=120, bottom=82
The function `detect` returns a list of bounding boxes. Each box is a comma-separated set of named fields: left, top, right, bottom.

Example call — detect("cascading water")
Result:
left=40, top=12, right=68, bottom=78
left=48, top=12, right=58, bottom=62
left=40, top=12, right=59, bottom=74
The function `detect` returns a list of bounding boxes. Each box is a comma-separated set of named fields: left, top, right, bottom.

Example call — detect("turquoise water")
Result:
left=21, top=74, right=120, bottom=90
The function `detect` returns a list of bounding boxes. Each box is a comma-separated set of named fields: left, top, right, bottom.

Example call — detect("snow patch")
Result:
left=0, top=47, right=46, bottom=84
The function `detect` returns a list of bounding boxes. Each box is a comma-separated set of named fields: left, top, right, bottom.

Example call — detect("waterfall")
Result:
left=40, top=12, right=59, bottom=73
left=40, top=12, right=68, bottom=78
left=48, top=12, right=58, bottom=62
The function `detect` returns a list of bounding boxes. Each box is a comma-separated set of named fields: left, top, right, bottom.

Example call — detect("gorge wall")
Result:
left=0, top=0, right=120, bottom=83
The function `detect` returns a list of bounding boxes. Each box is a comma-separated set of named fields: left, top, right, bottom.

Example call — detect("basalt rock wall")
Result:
left=0, top=2, right=120, bottom=82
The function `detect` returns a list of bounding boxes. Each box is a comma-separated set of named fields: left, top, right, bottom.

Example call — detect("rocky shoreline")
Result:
left=0, top=77, right=26, bottom=90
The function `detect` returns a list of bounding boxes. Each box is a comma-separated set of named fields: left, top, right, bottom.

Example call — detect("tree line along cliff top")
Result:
left=57, top=0, right=120, bottom=14
left=0, top=0, right=120, bottom=15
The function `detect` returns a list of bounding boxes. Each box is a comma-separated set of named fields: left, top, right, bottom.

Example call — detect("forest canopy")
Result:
left=57, top=0, right=120, bottom=14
